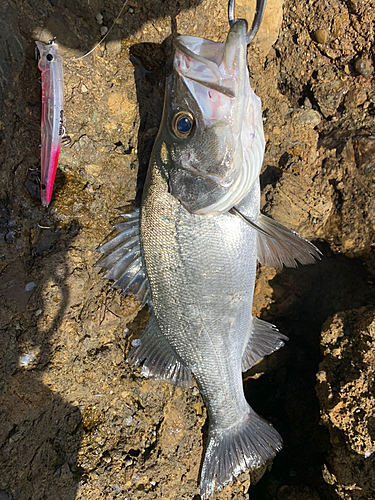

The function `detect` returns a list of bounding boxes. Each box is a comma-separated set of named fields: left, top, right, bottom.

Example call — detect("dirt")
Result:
left=0, top=0, right=374, bottom=499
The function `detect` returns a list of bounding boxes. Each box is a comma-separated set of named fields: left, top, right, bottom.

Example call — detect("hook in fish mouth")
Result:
left=228, top=0, right=266, bottom=44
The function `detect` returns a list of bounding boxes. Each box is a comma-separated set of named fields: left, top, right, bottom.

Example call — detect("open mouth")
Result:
left=174, top=38, right=235, bottom=99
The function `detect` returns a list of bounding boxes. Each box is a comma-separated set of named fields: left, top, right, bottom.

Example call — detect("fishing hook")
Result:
left=228, top=0, right=266, bottom=44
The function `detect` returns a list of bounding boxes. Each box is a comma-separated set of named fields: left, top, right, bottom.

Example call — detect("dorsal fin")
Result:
left=95, top=210, right=151, bottom=305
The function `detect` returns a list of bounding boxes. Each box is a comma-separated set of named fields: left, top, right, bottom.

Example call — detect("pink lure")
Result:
left=36, top=40, right=64, bottom=207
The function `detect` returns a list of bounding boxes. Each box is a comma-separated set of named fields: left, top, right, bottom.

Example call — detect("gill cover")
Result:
left=165, top=20, right=265, bottom=214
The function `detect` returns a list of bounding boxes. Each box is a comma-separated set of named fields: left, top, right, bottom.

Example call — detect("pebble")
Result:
left=313, top=29, right=329, bottom=44
left=294, top=109, right=322, bottom=128
left=25, top=282, right=36, bottom=292
left=96, top=13, right=103, bottom=25
left=112, top=484, right=121, bottom=495
left=355, top=56, right=373, bottom=78
left=19, top=353, right=36, bottom=367
left=100, top=26, right=108, bottom=36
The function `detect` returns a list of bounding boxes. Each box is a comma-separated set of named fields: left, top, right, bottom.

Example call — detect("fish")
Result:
left=96, top=11, right=321, bottom=500
left=35, top=39, right=64, bottom=207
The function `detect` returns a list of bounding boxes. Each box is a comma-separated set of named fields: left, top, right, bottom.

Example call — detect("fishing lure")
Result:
left=35, top=39, right=64, bottom=207
left=34, top=1, right=130, bottom=207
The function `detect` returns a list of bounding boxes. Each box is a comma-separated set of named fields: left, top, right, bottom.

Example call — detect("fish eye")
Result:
left=171, top=111, right=195, bottom=139
left=46, top=54, right=54, bottom=61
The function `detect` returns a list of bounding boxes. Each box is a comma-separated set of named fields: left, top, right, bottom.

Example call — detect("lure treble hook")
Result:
left=228, top=0, right=266, bottom=44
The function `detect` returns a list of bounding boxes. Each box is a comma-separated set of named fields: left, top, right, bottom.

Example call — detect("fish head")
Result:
left=159, top=20, right=265, bottom=214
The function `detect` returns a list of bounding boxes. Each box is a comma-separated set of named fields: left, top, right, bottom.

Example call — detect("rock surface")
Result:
left=316, top=308, right=375, bottom=499
left=0, top=0, right=374, bottom=499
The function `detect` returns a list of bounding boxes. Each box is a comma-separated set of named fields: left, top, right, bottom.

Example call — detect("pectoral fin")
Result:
left=231, top=208, right=322, bottom=268
left=256, top=214, right=322, bottom=268
left=127, top=314, right=193, bottom=388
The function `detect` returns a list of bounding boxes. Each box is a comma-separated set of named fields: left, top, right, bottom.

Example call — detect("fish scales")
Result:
left=97, top=17, right=321, bottom=500
left=141, top=163, right=258, bottom=430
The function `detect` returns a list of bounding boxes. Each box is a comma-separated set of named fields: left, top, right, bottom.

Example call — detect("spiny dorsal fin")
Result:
left=242, top=317, right=288, bottom=372
left=127, top=314, right=193, bottom=388
left=95, top=210, right=151, bottom=305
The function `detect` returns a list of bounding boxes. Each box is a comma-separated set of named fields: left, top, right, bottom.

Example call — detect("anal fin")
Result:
left=127, top=314, right=193, bottom=388
left=242, top=317, right=288, bottom=372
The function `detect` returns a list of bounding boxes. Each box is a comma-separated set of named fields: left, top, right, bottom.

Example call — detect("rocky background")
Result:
left=0, top=0, right=374, bottom=499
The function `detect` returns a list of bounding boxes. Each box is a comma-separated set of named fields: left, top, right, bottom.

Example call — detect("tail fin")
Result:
left=200, top=406, right=282, bottom=499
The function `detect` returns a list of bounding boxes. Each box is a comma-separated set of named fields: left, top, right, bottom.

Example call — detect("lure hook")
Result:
left=228, top=0, right=266, bottom=44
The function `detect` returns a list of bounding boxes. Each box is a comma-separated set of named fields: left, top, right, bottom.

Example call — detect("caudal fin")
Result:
left=200, top=407, right=282, bottom=499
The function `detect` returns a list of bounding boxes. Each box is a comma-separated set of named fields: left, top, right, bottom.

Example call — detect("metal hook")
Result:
left=228, top=0, right=266, bottom=44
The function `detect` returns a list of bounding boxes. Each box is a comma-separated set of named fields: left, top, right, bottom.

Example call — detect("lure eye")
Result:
left=171, top=111, right=195, bottom=139
left=46, top=54, right=53, bottom=61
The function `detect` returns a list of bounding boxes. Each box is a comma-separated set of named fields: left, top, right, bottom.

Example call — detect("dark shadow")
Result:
left=0, top=1, right=202, bottom=499
left=247, top=242, right=375, bottom=500
left=260, top=165, right=282, bottom=190
left=130, top=38, right=175, bottom=204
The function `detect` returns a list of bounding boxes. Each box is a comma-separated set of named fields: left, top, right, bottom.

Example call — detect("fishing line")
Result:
left=69, top=0, right=129, bottom=60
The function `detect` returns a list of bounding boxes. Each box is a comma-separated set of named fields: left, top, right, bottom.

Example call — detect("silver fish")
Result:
left=96, top=7, right=321, bottom=500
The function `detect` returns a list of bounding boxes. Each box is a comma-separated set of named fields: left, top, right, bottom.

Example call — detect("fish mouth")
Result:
left=173, top=20, right=248, bottom=99
left=174, top=38, right=235, bottom=98
left=170, top=20, right=264, bottom=215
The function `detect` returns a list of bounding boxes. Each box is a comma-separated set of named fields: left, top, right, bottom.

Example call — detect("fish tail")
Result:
left=200, top=406, right=282, bottom=499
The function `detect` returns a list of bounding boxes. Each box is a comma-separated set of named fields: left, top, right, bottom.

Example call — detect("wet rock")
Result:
left=316, top=307, right=375, bottom=498
left=0, top=5, right=25, bottom=98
